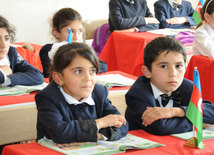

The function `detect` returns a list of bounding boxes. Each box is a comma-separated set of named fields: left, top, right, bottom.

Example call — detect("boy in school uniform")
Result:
left=109, top=0, right=160, bottom=33
left=154, top=0, right=196, bottom=29
left=125, top=37, right=214, bottom=135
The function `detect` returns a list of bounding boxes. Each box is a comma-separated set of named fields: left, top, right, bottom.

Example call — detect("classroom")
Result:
left=1, top=0, right=214, bottom=154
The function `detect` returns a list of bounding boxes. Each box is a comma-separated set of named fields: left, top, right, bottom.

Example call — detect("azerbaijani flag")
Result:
left=67, top=28, right=72, bottom=43
left=193, top=0, right=205, bottom=25
left=185, top=67, right=204, bottom=149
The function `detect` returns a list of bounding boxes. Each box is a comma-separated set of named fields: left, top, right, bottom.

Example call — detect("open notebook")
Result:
left=38, top=133, right=165, bottom=155
left=96, top=74, right=135, bottom=88
left=0, top=82, right=48, bottom=96
left=171, top=127, right=214, bottom=140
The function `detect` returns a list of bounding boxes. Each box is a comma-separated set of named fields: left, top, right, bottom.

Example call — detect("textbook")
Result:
left=38, top=133, right=165, bottom=155
left=96, top=74, right=135, bottom=88
left=171, top=128, right=214, bottom=140
left=0, top=82, right=48, bottom=96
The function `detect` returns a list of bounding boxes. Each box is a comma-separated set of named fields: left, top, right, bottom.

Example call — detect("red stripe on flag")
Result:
left=190, top=85, right=203, bottom=113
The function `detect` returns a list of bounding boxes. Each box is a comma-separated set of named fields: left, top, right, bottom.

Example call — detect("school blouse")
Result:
left=193, top=23, right=214, bottom=58
left=35, top=81, right=128, bottom=144
left=0, top=46, right=44, bottom=86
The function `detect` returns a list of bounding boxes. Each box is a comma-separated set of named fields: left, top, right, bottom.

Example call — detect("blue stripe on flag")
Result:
left=194, top=69, right=201, bottom=93
left=199, top=0, right=205, bottom=5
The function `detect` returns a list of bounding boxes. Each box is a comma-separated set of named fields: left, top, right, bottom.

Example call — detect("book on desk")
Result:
left=171, top=128, right=214, bottom=140
left=38, top=133, right=165, bottom=155
left=0, top=82, right=48, bottom=96
left=96, top=74, right=135, bottom=88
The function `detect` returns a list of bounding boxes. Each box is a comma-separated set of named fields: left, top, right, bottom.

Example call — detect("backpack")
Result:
left=92, top=23, right=110, bottom=56
left=175, top=31, right=195, bottom=64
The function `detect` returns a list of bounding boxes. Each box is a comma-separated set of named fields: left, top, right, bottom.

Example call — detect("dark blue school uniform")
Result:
left=0, top=46, right=44, bottom=86
left=154, top=0, right=196, bottom=29
left=109, top=0, right=159, bottom=32
left=35, top=82, right=128, bottom=144
left=125, top=76, right=214, bottom=135
left=39, top=44, right=108, bottom=78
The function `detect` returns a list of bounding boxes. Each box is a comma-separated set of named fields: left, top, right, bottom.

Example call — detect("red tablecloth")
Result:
left=99, top=32, right=164, bottom=76
left=185, top=55, right=214, bottom=103
left=2, top=130, right=214, bottom=155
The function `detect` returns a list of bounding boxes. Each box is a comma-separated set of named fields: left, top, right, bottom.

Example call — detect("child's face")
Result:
left=145, top=51, right=185, bottom=95
left=56, top=20, right=83, bottom=42
left=56, top=55, right=96, bottom=101
left=0, top=28, right=10, bottom=60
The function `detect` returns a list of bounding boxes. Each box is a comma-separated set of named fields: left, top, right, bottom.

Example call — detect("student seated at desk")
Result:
left=36, top=43, right=128, bottom=144
left=154, top=0, right=196, bottom=29
left=39, top=8, right=107, bottom=78
left=0, top=15, right=44, bottom=87
left=125, top=37, right=214, bottom=135
left=108, top=0, right=159, bottom=33
left=193, top=0, right=214, bottom=58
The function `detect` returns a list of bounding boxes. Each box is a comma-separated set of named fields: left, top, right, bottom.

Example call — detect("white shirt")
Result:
left=59, top=86, right=95, bottom=105
left=193, top=23, right=214, bottom=58
left=150, top=82, right=173, bottom=108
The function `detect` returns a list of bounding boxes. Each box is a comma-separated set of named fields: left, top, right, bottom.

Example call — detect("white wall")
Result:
left=0, top=0, right=198, bottom=45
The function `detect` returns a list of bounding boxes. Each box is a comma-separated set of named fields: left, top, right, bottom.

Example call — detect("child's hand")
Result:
left=145, top=17, right=160, bottom=24
left=96, top=114, right=126, bottom=129
left=166, top=17, right=187, bottom=24
left=203, top=123, right=214, bottom=129
left=141, top=107, right=185, bottom=126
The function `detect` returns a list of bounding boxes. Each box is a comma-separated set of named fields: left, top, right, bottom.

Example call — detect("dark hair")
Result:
left=50, top=42, right=99, bottom=80
left=197, top=0, right=214, bottom=28
left=144, top=37, right=186, bottom=71
left=0, top=15, right=16, bottom=42
left=52, top=8, right=82, bottom=32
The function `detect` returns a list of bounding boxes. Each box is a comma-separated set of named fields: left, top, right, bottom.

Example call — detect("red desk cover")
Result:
left=99, top=32, right=164, bottom=76
left=2, top=130, right=214, bottom=155
left=185, top=55, right=214, bottom=103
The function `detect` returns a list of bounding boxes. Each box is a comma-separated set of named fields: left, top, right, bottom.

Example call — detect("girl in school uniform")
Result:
left=193, top=0, right=214, bottom=58
left=0, top=15, right=44, bottom=87
left=39, top=8, right=107, bottom=78
left=36, top=42, right=128, bottom=144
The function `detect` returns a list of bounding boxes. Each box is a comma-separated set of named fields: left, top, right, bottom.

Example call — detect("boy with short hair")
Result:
left=125, top=37, right=214, bottom=135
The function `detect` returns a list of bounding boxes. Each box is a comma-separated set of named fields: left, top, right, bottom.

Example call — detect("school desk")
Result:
left=185, top=55, right=214, bottom=104
left=0, top=71, right=136, bottom=145
left=2, top=129, right=214, bottom=155
left=99, top=32, right=164, bottom=77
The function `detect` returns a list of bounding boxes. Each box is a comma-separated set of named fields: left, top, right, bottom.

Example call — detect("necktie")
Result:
left=173, top=2, right=182, bottom=10
left=160, top=91, right=181, bottom=107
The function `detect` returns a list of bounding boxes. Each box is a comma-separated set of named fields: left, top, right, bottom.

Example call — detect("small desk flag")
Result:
left=193, top=0, right=205, bottom=25
left=185, top=67, right=204, bottom=149
left=67, top=28, right=72, bottom=43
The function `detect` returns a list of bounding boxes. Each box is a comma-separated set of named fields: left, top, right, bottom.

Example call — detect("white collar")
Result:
left=150, top=82, right=173, bottom=107
left=168, top=0, right=182, bottom=7
left=150, top=82, right=165, bottom=99
left=0, top=55, right=10, bottom=66
left=59, top=86, right=95, bottom=105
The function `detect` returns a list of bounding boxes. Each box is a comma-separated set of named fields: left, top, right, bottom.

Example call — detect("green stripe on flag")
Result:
left=193, top=10, right=201, bottom=25
left=186, top=101, right=203, bottom=130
